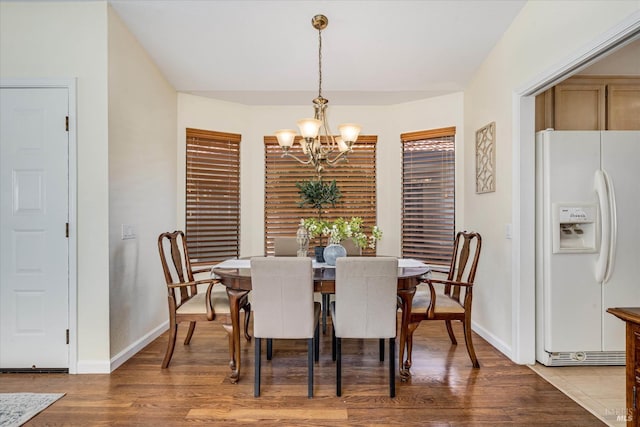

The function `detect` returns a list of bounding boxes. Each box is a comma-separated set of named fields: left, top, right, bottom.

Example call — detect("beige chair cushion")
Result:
left=412, top=285, right=465, bottom=314
left=176, top=283, right=231, bottom=315
left=250, top=257, right=316, bottom=339
left=333, top=257, right=398, bottom=339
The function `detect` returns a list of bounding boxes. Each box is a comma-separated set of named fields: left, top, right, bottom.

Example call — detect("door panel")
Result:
left=601, top=131, right=640, bottom=351
left=0, top=87, right=69, bottom=369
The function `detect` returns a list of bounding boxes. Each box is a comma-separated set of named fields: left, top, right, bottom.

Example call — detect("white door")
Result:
left=601, top=131, right=640, bottom=351
left=541, top=131, right=602, bottom=352
left=0, top=87, right=69, bottom=369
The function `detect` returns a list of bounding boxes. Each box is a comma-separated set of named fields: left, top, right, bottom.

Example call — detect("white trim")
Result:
left=472, top=320, right=511, bottom=359
left=76, top=360, right=111, bottom=374
left=110, top=321, right=168, bottom=372
left=511, top=13, right=640, bottom=365
left=0, top=77, right=78, bottom=373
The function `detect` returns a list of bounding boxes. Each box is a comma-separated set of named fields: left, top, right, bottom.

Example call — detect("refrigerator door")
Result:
left=541, top=131, right=602, bottom=352
left=601, top=131, right=640, bottom=351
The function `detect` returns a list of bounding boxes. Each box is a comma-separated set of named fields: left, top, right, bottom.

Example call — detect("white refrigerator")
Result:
left=535, top=130, right=640, bottom=366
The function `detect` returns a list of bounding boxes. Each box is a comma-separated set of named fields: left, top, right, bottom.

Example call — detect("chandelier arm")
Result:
left=281, top=151, right=313, bottom=165
left=324, top=149, right=351, bottom=166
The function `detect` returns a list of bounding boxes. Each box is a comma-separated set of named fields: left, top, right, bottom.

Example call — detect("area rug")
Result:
left=0, top=393, right=65, bottom=427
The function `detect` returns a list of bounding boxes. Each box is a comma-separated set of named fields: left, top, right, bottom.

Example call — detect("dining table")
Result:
left=212, top=257, right=430, bottom=384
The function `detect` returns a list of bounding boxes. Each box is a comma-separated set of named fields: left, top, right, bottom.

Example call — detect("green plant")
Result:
left=302, top=216, right=383, bottom=250
left=296, top=179, right=342, bottom=221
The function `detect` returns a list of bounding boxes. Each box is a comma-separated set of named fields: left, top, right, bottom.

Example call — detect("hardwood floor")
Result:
left=1, top=319, right=604, bottom=426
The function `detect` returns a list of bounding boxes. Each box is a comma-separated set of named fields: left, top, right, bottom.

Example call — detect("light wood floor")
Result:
left=1, top=319, right=605, bottom=426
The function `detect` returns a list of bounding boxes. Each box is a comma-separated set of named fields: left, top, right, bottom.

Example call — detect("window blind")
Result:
left=264, top=135, right=377, bottom=255
left=186, top=128, right=240, bottom=264
left=401, top=127, right=456, bottom=266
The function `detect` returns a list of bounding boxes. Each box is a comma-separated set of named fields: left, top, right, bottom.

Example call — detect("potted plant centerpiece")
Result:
left=317, top=217, right=383, bottom=265
left=296, top=178, right=342, bottom=261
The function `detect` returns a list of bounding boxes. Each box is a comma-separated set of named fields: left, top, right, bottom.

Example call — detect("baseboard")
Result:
left=471, top=320, right=512, bottom=361
left=110, top=321, right=169, bottom=372
left=75, top=360, right=111, bottom=374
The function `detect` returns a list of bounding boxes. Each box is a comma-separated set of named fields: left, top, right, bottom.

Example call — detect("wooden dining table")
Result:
left=212, top=258, right=430, bottom=384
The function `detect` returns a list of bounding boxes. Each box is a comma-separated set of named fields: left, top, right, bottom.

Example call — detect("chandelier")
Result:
left=275, top=14, right=361, bottom=176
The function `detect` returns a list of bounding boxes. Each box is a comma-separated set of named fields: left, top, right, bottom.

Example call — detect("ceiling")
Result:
left=109, top=0, right=527, bottom=105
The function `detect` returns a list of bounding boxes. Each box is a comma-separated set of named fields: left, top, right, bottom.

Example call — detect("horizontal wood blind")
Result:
left=264, top=135, right=377, bottom=255
left=401, top=127, right=455, bottom=266
left=186, top=128, right=240, bottom=264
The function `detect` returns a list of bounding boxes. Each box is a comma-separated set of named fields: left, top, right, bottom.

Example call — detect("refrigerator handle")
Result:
left=603, top=169, right=617, bottom=283
left=594, top=170, right=610, bottom=283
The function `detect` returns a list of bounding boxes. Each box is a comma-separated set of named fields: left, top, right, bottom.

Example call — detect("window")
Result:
left=401, top=127, right=456, bottom=266
left=185, top=128, right=240, bottom=264
left=264, top=135, right=378, bottom=255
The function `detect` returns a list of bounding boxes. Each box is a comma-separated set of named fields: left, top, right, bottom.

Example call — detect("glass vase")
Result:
left=323, top=243, right=347, bottom=266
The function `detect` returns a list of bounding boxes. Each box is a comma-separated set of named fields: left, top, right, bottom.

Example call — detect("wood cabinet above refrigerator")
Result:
left=535, top=76, right=640, bottom=131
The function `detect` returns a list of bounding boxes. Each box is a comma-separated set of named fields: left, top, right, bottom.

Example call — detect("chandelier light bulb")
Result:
left=275, top=129, right=297, bottom=148
left=336, top=137, right=349, bottom=153
left=297, top=118, right=322, bottom=139
left=338, top=123, right=361, bottom=143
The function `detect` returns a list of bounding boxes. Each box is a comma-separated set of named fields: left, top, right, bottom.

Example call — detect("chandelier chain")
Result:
left=318, top=27, right=322, bottom=98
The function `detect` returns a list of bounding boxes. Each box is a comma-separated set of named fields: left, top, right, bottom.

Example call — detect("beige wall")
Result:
left=177, top=93, right=465, bottom=259
left=464, top=0, right=639, bottom=360
left=0, top=1, right=111, bottom=372
left=107, top=6, right=177, bottom=366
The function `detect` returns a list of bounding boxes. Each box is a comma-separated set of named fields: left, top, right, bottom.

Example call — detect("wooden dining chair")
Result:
left=405, top=231, right=482, bottom=369
left=157, top=230, right=251, bottom=368
left=250, top=257, right=321, bottom=398
left=331, top=257, right=399, bottom=397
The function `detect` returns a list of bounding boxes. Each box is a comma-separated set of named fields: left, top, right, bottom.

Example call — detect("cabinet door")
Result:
left=554, top=83, right=606, bottom=130
left=608, top=84, right=640, bottom=130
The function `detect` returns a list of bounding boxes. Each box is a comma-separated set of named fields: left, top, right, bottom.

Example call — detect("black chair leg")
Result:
left=379, top=338, right=385, bottom=362
left=308, top=338, right=314, bottom=398
left=332, top=323, right=337, bottom=361
left=254, top=337, right=261, bottom=397
left=267, top=338, right=272, bottom=360
left=322, top=294, right=329, bottom=334
left=336, top=337, right=342, bottom=397
left=314, top=323, right=320, bottom=362
left=389, top=337, right=396, bottom=398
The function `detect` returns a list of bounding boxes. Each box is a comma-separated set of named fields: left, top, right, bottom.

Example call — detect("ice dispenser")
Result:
left=552, top=203, right=597, bottom=253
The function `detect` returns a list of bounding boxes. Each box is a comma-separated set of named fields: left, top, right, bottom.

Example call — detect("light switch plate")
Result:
left=122, top=224, right=136, bottom=240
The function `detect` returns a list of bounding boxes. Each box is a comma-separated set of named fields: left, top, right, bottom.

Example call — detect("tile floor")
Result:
left=530, top=363, right=627, bottom=426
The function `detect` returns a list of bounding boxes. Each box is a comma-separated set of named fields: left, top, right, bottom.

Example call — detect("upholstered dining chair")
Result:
left=250, top=257, right=321, bottom=398
left=273, top=236, right=299, bottom=256
left=405, top=231, right=482, bottom=369
left=330, top=257, right=399, bottom=397
left=340, top=238, right=362, bottom=256
left=157, top=230, right=251, bottom=368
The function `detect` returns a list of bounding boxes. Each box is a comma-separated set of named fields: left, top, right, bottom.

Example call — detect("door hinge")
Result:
left=65, top=116, right=69, bottom=132
left=65, top=222, right=69, bottom=238
left=66, top=329, right=69, bottom=345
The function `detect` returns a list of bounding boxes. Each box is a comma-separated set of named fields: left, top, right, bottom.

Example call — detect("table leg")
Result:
left=397, top=287, right=416, bottom=381
left=226, top=288, right=249, bottom=384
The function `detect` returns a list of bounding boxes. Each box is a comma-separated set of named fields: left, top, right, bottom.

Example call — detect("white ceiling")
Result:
left=109, top=0, right=527, bottom=105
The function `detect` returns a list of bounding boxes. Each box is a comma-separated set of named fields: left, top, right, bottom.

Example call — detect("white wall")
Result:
left=0, top=1, right=111, bottom=372
left=177, top=93, right=464, bottom=259
left=107, top=6, right=177, bottom=367
left=464, top=0, right=640, bottom=360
